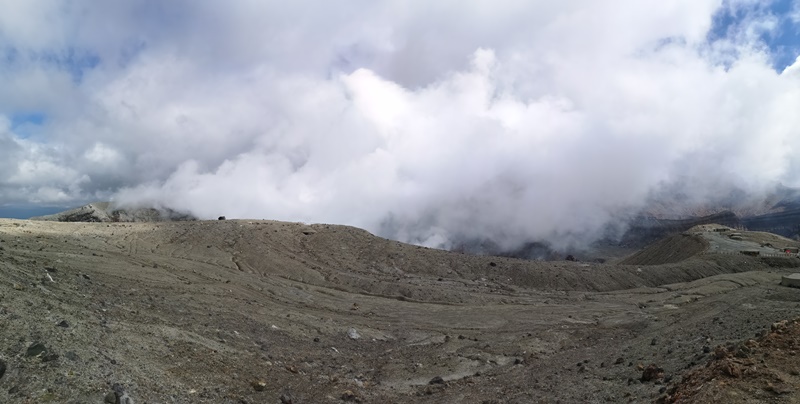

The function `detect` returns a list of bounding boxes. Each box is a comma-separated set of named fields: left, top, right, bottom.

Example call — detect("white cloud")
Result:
left=1, top=1, right=799, bottom=250
left=791, top=0, right=800, bottom=23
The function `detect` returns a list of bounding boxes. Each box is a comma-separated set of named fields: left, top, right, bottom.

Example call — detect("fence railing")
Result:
left=700, top=251, right=800, bottom=258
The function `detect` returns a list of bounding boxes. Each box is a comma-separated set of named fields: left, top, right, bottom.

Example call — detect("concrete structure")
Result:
left=781, top=273, right=800, bottom=288
left=782, top=247, right=799, bottom=254
left=740, top=250, right=760, bottom=256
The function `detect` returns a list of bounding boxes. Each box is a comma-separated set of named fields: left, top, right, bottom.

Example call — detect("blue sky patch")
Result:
left=0, top=205, right=64, bottom=219
left=39, top=47, right=101, bottom=83
left=10, top=112, right=46, bottom=138
left=709, top=0, right=800, bottom=71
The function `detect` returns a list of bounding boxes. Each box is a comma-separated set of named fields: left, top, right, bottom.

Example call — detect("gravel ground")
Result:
left=0, top=219, right=799, bottom=403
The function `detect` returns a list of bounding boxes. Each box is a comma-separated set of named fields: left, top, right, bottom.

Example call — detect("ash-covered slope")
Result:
left=1, top=218, right=800, bottom=403
left=741, top=207, right=800, bottom=238
left=30, top=202, right=196, bottom=223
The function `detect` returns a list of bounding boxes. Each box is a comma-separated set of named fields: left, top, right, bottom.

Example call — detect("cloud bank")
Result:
left=1, top=0, right=800, bottom=250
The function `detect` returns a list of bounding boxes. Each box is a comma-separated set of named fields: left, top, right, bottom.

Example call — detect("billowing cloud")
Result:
left=1, top=1, right=799, bottom=250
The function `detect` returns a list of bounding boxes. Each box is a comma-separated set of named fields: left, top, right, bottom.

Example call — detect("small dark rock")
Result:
left=0, top=359, right=6, bottom=379
left=651, top=338, right=658, bottom=346
left=104, top=391, right=117, bottom=404
left=64, top=351, right=79, bottom=361
left=341, top=390, right=358, bottom=401
left=565, top=255, right=576, bottom=261
left=429, top=376, right=445, bottom=385
left=25, top=342, right=47, bottom=357
left=488, top=262, right=497, bottom=267
left=641, top=364, right=665, bottom=382
left=313, top=337, right=320, bottom=342
left=218, top=216, right=226, bottom=220
left=702, top=345, right=711, bottom=354
left=615, top=357, right=624, bottom=365
left=41, top=353, right=59, bottom=362
left=280, top=393, right=294, bottom=404
left=57, top=320, right=69, bottom=328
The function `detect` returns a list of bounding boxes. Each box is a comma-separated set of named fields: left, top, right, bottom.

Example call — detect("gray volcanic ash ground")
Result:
left=1, top=213, right=800, bottom=403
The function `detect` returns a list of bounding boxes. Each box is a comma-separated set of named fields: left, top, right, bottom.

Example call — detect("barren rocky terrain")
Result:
left=1, top=218, right=800, bottom=403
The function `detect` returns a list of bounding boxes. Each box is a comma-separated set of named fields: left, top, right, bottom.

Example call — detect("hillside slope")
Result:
left=30, top=202, right=196, bottom=223
left=1, top=219, right=799, bottom=403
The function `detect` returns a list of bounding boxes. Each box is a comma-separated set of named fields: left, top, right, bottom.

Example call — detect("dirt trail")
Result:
left=0, top=219, right=799, bottom=403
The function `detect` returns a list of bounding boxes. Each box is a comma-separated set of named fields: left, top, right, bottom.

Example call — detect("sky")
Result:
left=1, top=0, right=800, bottom=250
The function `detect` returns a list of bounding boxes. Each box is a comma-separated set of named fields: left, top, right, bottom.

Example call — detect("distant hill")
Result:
left=627, top=185, right=800, bottom=245
left=30, top=202, right=196, bottom=223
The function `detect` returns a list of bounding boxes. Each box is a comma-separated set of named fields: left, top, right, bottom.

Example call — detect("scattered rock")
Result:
left=218, top=216, right=226, bottom=220
left=111, top=383, right=134, bottom=404
left=341, top=389, right=359, bottom=401
left=0, top=359, right=6, bottom=380
left=25, top=342, right=47, bottom=358
left=641, top=364, right=665, bottom=382
left=651, top=337, right=659, bottom=346
left=57, top=320, right=69, bottom=328
left=722, top=360, right=742, bottom=378
left=614, top=357, right=624, bottom=365
left=347, top=328, right=361, bottom=340
left=765, top=382, right=793, bottom=395
left=772, top=320, right=789, bottom=332
left=279, top=393, right=294, bottom=404
left=42, top=352, right=59, bottom=362
left=429, top=376, right=445, bottom=385
left=251, top=379, right=267, bottom=391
